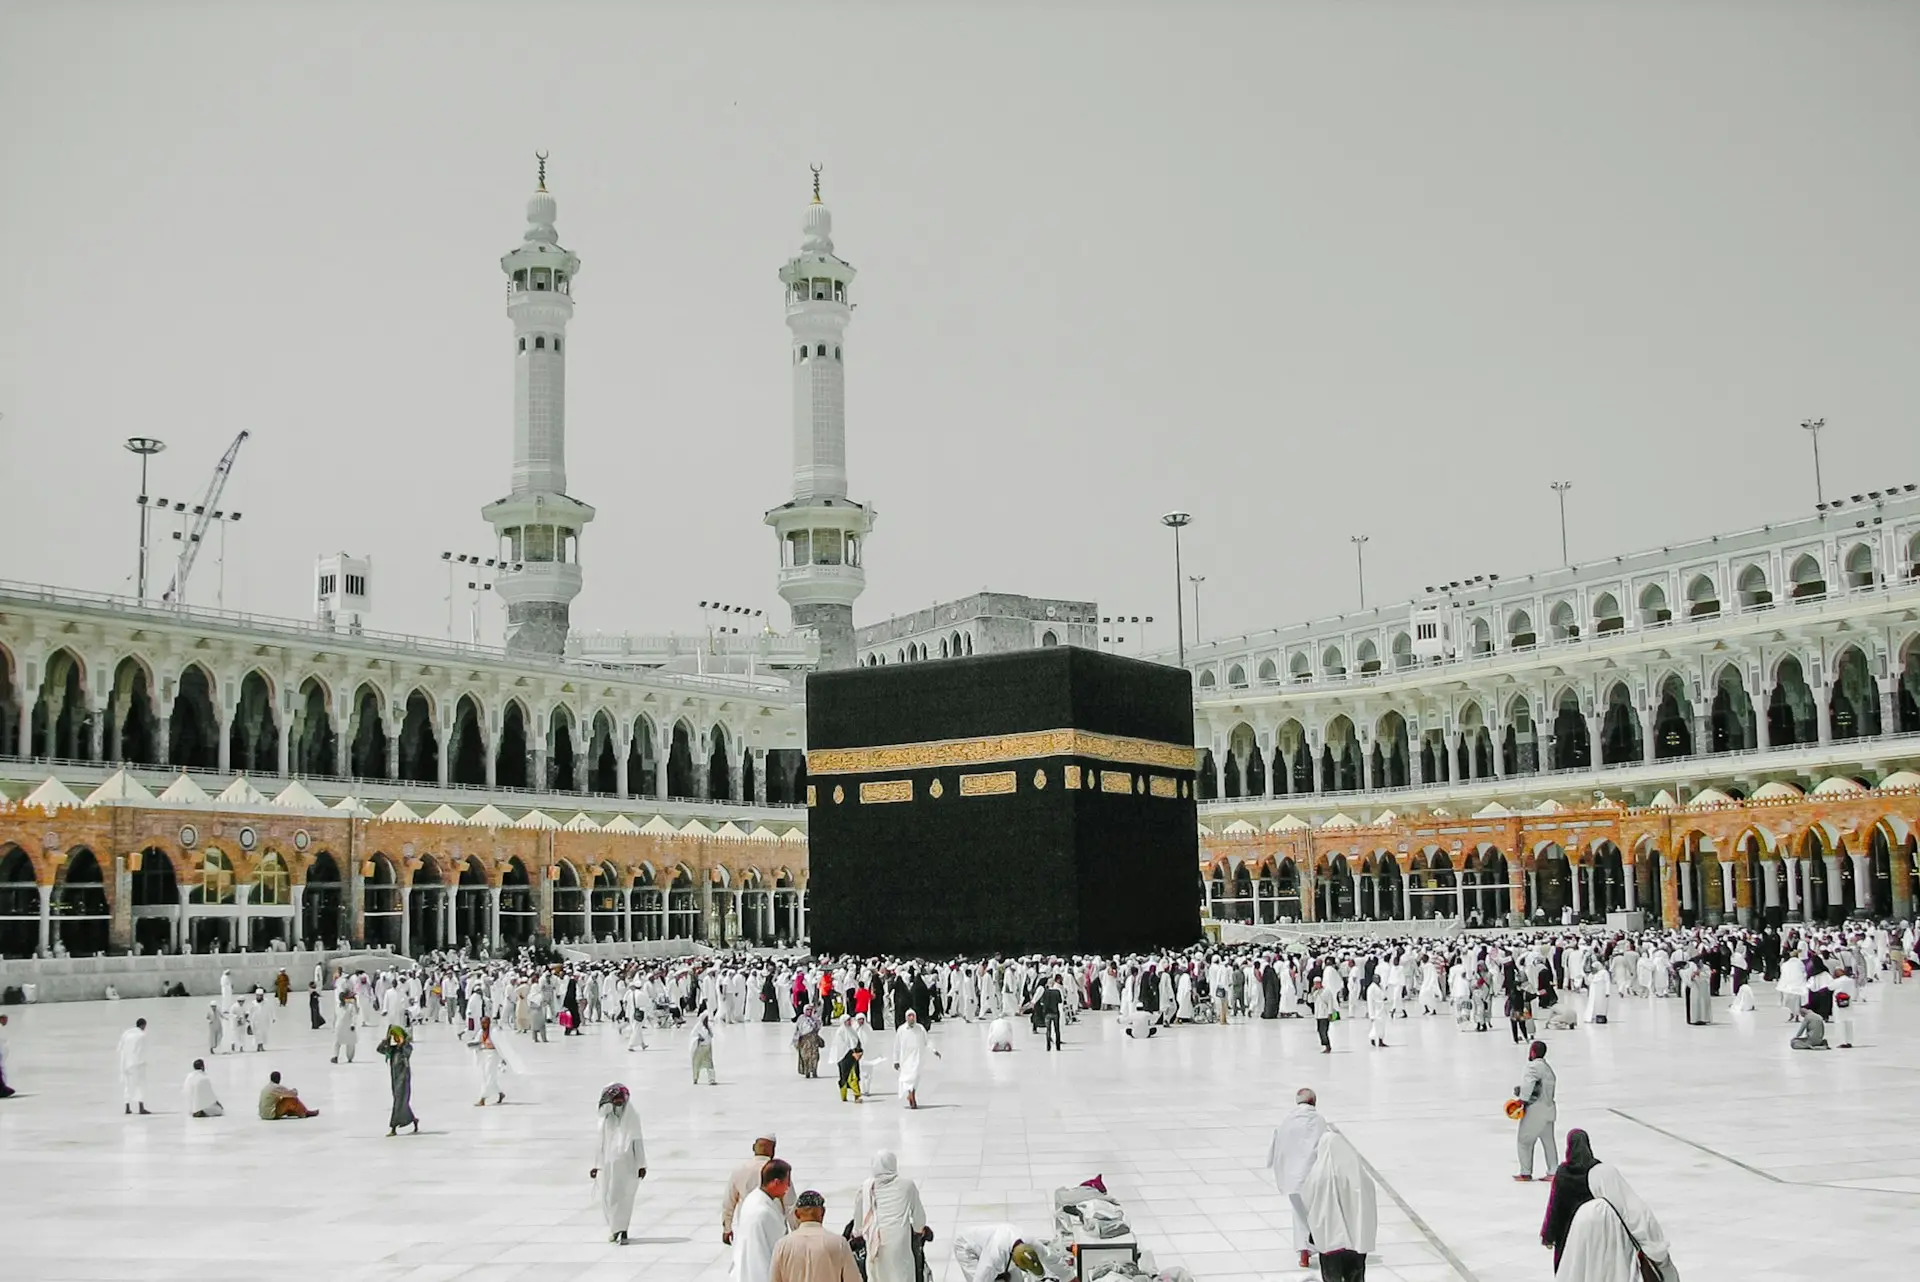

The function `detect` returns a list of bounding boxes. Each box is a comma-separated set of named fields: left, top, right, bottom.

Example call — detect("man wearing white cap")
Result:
left=724, top=1132, right=795, bottom=1244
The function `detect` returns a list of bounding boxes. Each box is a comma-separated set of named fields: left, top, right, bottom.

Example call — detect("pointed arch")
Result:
left=1829, top=645, right=1881, bottom=741
left=547, top=703, right=578, bottom=791
left=348, top=683, right=389, bottom=780
left=1768, top=655, right=1818, bottom=747
left=107, top=655, right=161, bottom=765
left=1550, top=687, right=1589, bottom=770
left=449, top=694, right=487, bottom=785
left=291, top=675, right=336, bottom=775
left=229, top=669, right=278, bottom=774
left=396, top=688, right=439, bottom=783
left=667, top=719, right=697, bottom=799
left=167, top=662, right=219, bottom=770
left=1710, top=663, right=1756, bottom=753
left=496, top=699, right=531, bottom=788
left=1652, top=673, right=1692, bottom=758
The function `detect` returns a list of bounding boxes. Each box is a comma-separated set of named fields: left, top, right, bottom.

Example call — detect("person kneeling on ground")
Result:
left=259, top=1070, right=319, bottom=1119
left=184, top=1059, right=224, bottom=1117
left=1790, top=1009, right=1830, bottom=1050
left=987, top=1016, right=1015, bottom=1052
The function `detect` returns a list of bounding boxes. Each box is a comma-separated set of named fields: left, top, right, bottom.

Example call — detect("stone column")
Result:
left=349, top=858, right=367, bottom=946
left=217, top=703, right=233, bottom=774
left=1659, top=857, right=1680, bottom=928
left=1878, top=681, right=1897, bottom=740
left=1349, top=871, right=1363, bottom=921
left=1720, top=860, right=1739, bottom=925
left=534, top=743, right=550, bottom=793
left=1526, top=868, right=1540, bottom=920
left=235, top=883, right=251, bottom=952
left=656, top=752, right=670, bottom=801
left=616, top=734, right=630, bottom=799
left=443, top=888, right=456, bottom=951
left=111, top=854, right=134, bottom=954
left=437, top=735, right=451, bottom=788
left=1571, top=864, right=1585, bottom=918
left=622, top=886, right=633, bottom=942
left=385, top=733, right=400, bottom=783
left=1509, top=868, right=1527, bottom=923
left=1678, top=863, right=1695, bottom=913
left=753, top=749, right=768, bottom=805
left=488, top=886, right=502, bottom=951
left=1848, top=852, right=1872, bottom=917
left=1755, top=697, right=1771, bottom=751
left=1785, top=857, right=1802, bottom=920
left=538, top=870, right=554, bottom=937
left=1815, top=689, right=1833, bottom=745
left=1455, top=870, right=1467, bottom=922
left=89, top=703, right=107, bottom=763
left=399, top=885, right=412, bottom=956
left=1823, top=854, right=1843, bottom=919
left=1892, top=845, right=1915, bottom=921
left=177, top=885, right=192, bottom=952
left=290, top=884, right=305, bottom=948
left=1760, top=859, right=1781, bottom=912
left=486, top=727, right=500, bottom=788
left=36, top=883, right=52, bottom=955
left=1624, top=862, right=1637, bottom=911
left=1642, top=700, right=1657, bottom=764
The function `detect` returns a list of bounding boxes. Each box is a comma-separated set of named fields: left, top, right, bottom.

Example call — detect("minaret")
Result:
left=483, top=154, right=596, bottom=656
left=766, top=166, right=875, bottom=670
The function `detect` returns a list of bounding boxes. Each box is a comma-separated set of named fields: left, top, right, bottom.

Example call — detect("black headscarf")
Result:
left=1541, top=1128, right=1601, bottom=1267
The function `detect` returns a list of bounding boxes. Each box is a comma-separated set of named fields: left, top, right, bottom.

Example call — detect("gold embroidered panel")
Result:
left=959, top=771, right=1018, bottom=797
left=808, top=728, right=1196, bottom=776
left=1149, top=775, right=1178, bottom=799
left=859, top=780, right=914, bottom=805
left=1101, top=771, right=1135, bottom=795
left=1064, top=765, right=1082, bottom=790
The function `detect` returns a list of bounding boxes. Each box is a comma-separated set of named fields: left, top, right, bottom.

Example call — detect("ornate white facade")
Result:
left=1183, top=491, right=1920, bottom=815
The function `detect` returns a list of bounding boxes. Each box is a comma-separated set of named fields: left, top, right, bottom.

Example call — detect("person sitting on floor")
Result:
left=258, top=1070, right=319, bottom=1119
left=184, top=1059, right=224, bottom=1117
left=1790, top=1010, right=1830, bottom=1051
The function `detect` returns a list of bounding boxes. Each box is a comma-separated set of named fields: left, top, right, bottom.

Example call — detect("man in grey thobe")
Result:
left=1513, top=1040, right=1557, bottom=1181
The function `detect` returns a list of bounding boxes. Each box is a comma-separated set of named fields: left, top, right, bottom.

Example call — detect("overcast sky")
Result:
left=1, top=2, right=1914, bottom=653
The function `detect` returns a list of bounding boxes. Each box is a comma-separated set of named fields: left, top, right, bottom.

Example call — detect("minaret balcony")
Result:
left=778, top=563, right=866, bottom=607
left=495, top=561, right=584, bottom=607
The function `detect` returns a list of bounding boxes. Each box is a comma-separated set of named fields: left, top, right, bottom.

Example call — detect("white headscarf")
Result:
left=1554, top=1197, right=1638, bottom=1281
left=1299, top=1133, right=1377, bottom=1255
left=858, top=1150, right=913, bottom=1253
left=1586, top=1164, right=1670, bottom=1263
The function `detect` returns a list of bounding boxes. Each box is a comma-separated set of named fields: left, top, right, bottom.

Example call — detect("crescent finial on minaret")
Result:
left=536, top=151, right=549, bottom=192
left=811, top=163, right=823, bottom=205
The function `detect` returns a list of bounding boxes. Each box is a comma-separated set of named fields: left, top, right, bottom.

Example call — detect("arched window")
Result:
left=1736, top=564, right=1771, bottom=609
left=939, top=638, right=949, bottom=658
left=1686, top=573, right=1719, bottom=618
left=534, top=336, right=546, bottom=350
left=1549, top=600, right=1579, bottom=642
left=1040, top=630, right=1059, bottom=647
left=517, top=338, right=526, bottom=353
left=816, top=344, right=826, bottom=357
left=1356, top=639, right=1380, bottom=674
left=1789, top=553, right=1826, bottom=600
left=553, top=338, right=561, bottom=353
left=1391, top=632, right=1414, bottom=668
left=1638, top=583, right=1671, bottom=626
left=797, top=346, right=808, bottom=362
left=1290, top=653, right=1312, bottom=682
left=834, top=346, right=842, bottom=360
left=1227, top=664, right=1247, bottom=687
left=1508, top=610, right=1535, bottom=648
left=1593, top=592, right=1624, bottom=635
left=1257, top=658, right=1278, bottom=683
left=1844, top=543, right=1876, bottom=589
left=1322, top=646, right=1346, bottom=677
left=1198, top=669, right=1216, bottom=689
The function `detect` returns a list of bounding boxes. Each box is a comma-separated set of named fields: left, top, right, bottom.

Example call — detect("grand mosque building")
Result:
left=2, top=168, right=1918, bottom=966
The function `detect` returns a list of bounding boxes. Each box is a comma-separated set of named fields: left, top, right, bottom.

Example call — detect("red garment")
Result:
left=853, top=986, right=872, bottom=1015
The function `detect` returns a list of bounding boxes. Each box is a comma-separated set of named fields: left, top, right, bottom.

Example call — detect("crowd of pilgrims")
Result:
left=313, top=916, right=1915, bottom=1074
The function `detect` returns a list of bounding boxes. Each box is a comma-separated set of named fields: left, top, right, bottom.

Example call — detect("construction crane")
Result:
left=161, top=430, right=250, bottom=604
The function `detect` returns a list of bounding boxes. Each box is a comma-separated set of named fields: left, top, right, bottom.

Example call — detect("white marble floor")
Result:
left=1, top=977, right=1915, bottom=1282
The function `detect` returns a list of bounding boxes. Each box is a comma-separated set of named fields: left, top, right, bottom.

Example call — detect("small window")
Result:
left=833, top=282, right=844, bottom=302
left=798, top=347, right=808, bottom=362
left=518, top=338, right=526, bottom=353
left=1041, top=630, right=1059, bottom=647
left=535, top=336, right=546, bottom=350
left=834, top=346, right=842, bottom=360
left=553, top=339, right=561, bottom=353
left=816, top=344, right=826, bottom=356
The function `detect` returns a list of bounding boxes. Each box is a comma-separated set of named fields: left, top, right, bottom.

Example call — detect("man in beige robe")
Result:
left=770, top=1190, right=862, bottom=1282
left=723, top=1132, right=795, bottom=1244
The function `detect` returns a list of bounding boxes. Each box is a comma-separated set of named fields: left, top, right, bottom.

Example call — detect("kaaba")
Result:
left=805, top=647, right=1202, bottom=956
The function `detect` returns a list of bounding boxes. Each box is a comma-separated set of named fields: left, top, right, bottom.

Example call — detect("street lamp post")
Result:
left=1550, top=480, right=1573, bottom=566
left=1351, top=535, right=1370, bottom=608
left=125, top=437, right=166, bottom=602
left=1187, top=576, right=1206, bottom=646
left=1801, top=418, right=1826, bottom=507
left=1161, top=512, right=1193, bottom=668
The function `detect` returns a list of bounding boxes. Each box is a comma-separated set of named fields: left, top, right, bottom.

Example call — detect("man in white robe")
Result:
left=892, top=1010, right=939, bottom=1109
left=1265, top=1086, right=1331, bottom=1268
left=183, top=1058, right=223, bottom=1116
left=952, top=1224, right=1041, bottom=1282
left=117, top=1018, right=150, bottom=1114
left=732, top=1159, right=792, bottom=1282
left=1584, top=962, right=1611, bottom=1024
left=590, top=1082, right=647, bottom=1244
